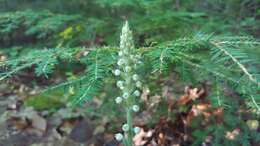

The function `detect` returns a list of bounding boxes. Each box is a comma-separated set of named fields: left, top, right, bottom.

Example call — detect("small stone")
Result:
left=69, top=120, right=93, bottom=143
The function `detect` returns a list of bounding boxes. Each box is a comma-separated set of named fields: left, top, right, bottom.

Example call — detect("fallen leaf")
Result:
left=225, top=128, right=240, bottom=140
left=177, top=86, right=205, bottom=105
left=69, top=119, right=93, bottom=143
left=133, top=128, right=154, bottom=146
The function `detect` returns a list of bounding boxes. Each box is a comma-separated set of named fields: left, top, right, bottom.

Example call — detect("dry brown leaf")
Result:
left=177, top=86, right=206, bottom=105
left=8, top=117, right=29, bottom=130
left=225, top=128, right=240, bottom=140
left=133, top=128, right=154, bottom=146
left=141, top=87, right=150, bottom=102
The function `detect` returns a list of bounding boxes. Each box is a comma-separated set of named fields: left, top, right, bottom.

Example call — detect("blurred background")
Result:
left=0, top=0, right=259, bottom=49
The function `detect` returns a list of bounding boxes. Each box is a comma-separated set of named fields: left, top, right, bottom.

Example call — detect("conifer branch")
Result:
left=211, top=41, right=259, bottom=86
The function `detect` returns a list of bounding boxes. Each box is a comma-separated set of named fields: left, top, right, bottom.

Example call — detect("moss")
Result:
left=25, top=91, right=65, bottom=111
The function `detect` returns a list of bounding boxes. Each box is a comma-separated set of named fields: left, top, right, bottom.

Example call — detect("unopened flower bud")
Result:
left=134, top=127, right=141, bottom=134
left=115, top=97, right=123, bottom=104
left=123, top=49, right=129, bottom=54
left=115, top=133, right=123, bottom=141
left=133, top=90, right=140, bottom=97
left=125, top=66, right=131, bottom=72
left=114, top=69, right=121, bottom=76
left=117, top=59, right=124, bottom=66
left=116, top=81, right=123, bottom=88
left=123, top=92, right=129, bottom=99
left=122, top=124, right=129, bottom=132
left=130, top=55, right=135, bottom=60
left=136, top=81, right=142, bottom=88
left=132, top=74, right=138, bottom=81
left=118, top=51, right=123, bottom=56
left=135, top=54, right=141, bottom=59
left=137, top=61, right=142, bottom=64
left=132, top=105, right=140, bottom=112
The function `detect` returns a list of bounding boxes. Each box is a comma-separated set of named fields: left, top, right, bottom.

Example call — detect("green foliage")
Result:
left=0, top=10, right=80, bottom=47
left=69, top=47, right=117, bottom=104
left=145, top=35, right=260, bottom=112
left=0, top=47, right=79, bottom=80
left=25, top=91, right=65, bottom=111
left=1, top=34, right=259, bottom=113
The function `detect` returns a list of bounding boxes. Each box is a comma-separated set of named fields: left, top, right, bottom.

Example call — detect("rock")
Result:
left=0, top=132, right=41, bottom=146
left=104, top=139, right=119, bottom=146
left=69, top=119, right=93, bottom=143
left=21, top=107, right=47, bottom=134
left=93, top=125, right=105, bottom=135
left=58, top=120, right=75, bottom=135
left=31, top=113, right=47, bottom=132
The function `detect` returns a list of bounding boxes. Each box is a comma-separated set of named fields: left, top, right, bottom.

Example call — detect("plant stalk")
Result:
left=126, top=107, right=133, bottom=146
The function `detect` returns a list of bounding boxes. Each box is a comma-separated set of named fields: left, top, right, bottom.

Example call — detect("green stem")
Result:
left=126, top=107, right=133, bottom=146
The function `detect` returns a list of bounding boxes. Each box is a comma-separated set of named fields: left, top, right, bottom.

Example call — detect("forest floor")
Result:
left=0, top=83, right=228, bottom=146
left=0, top=76, right=258, bottom=146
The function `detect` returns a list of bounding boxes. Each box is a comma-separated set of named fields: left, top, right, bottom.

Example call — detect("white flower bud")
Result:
left=136, top=81, right=142, bottom=88
left=119, top=86, right=124, bottom=90
left=123, top=92, right=129, bottom=99
left=130, top=55, right=135, bottom=60
left=133, top=90, right=140, bottom=97
left=115, top=97, right=123, bottom=104
left=125, top=66, right=131, bottom=72
left=135, top=54, right=141, bottom=59
left=137, top=61, right=142, bottom=64
left=132, top=105, right=140, bottom=112
left=116, top=81, right=123, bottom=88
left=117, top=59, right=124, bottom=66
left=114, top=69, right=121, bottom=76
left=123, top=49, right=129, bottom=54
left=132, top=74, right=138, bottom=81
left=115, top=133, right=123, bottom=141
left=134, top=127, right=141, bottom=134
left=120, top=21, right=134, bottom=53
left=122, top=124, right=129, bottom=132
left=118, top=51, right=123, bottom=56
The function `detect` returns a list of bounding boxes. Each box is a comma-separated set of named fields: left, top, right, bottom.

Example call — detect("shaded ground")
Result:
left=0, top=83, right=259, bottom=146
